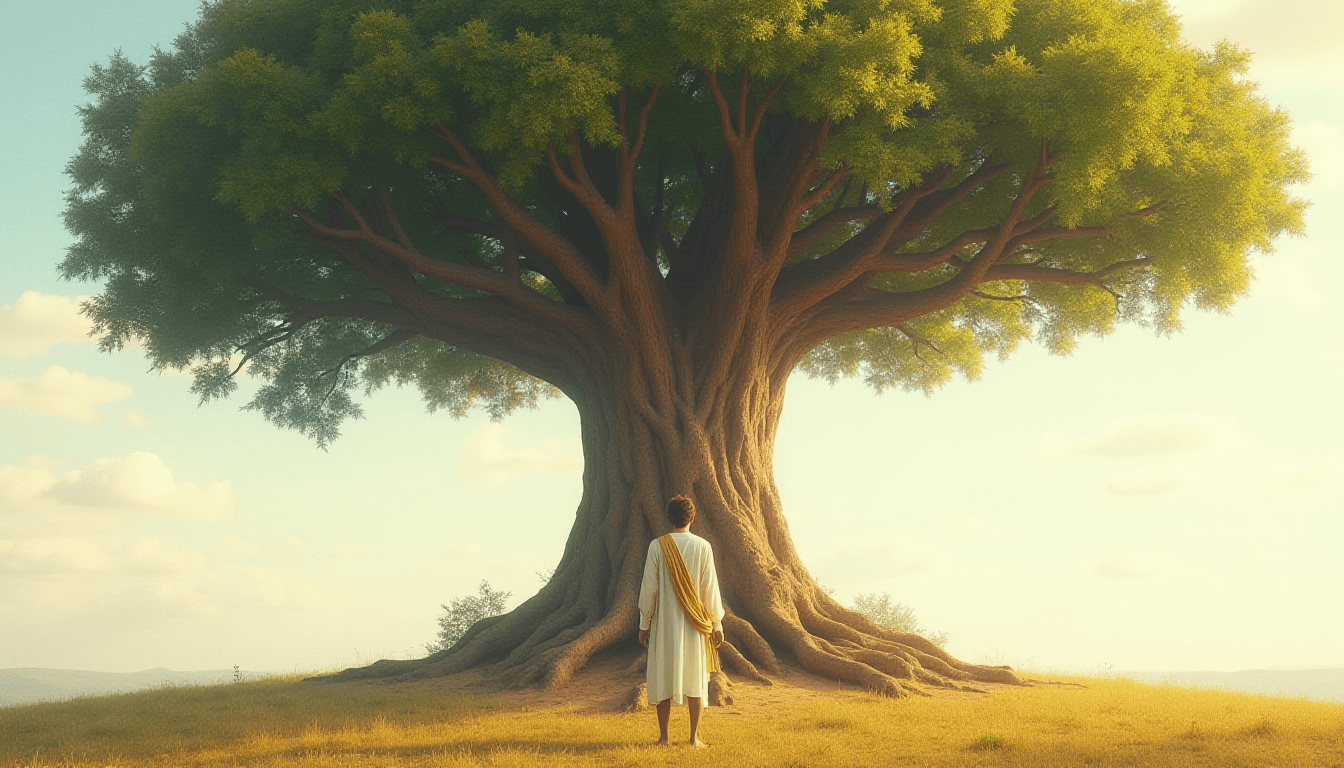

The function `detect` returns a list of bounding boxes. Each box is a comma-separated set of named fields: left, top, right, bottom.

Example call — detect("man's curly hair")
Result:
left=665, top=495, right=696, bottom=527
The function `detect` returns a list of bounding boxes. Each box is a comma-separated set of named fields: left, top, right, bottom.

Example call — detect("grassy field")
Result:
left=2, top=670, right=1341, bottom=767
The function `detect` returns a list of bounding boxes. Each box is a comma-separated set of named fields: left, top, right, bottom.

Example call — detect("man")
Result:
left=637, top=495, right=725, bottom=747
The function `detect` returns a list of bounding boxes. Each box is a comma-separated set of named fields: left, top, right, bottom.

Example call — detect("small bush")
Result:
left=426, top=580, right=511, bottom=654
left=972, top=733, right=1004, bottom=751
left=851, top=592, right=950, bottom=648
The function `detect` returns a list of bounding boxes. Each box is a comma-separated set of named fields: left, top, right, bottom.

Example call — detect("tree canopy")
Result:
left=64, top=0, right=1306, bottom=447
left=64, top=0, right=1310, bottom=695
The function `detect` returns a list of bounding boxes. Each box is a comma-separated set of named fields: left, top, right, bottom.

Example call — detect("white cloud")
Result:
left=0, top=536, right=202, bottom=575
left=0, top=452, right=235, bottom=521
left=0, top=292, right=91, bottom=358
left=1037, top=413, right=1242, bottom=461
left=0, top=455, right=62, bottom=508
left=0, top=536, right=110, bottom=573
left=458, top=423, right=583, bottom=486
left=45, top=451, right=235, bottom=520
left=0, top=365, right=133, bottom=421
left=1103, top=468, right=1184, bottom=498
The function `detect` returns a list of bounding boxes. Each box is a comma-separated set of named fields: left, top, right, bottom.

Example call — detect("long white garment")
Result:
left=637, top=531, right=725, bottom=705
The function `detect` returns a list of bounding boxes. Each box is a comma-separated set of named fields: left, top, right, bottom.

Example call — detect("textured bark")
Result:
left=296, top=87, right=1127, bottom=701
left=321, top=320, right=1023, bottom=696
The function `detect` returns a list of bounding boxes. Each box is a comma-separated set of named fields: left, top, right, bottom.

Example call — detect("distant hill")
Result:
left=0, top=668, right=255, bottom=707
left=1119, top=668, right=1344, bottom=704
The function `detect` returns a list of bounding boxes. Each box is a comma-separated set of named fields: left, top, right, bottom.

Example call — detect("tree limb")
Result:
left=428, top=123, right=606, bottom=307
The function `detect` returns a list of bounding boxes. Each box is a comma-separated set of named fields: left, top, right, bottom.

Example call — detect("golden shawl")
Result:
left=656, top=534, right=721, bottom=674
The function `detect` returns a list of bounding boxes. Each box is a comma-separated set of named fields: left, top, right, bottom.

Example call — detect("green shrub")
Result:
left=851, top=592, right=950, bottom=648
left=426, top=581, right=511, bottom=654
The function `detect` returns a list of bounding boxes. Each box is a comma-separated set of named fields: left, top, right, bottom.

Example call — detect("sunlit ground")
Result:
left=3, top=669, right=1342, bottom=767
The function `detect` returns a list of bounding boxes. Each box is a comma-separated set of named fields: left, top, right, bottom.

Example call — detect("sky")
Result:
left=1, top=0, right=1340, bottom=677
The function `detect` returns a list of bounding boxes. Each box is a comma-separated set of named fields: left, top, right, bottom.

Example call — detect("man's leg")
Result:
left=656, top=698, right=671, bottom=746
left=687, top=696, right=708, bottom=747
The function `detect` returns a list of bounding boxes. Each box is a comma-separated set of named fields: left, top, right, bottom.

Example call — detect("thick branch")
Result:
left=292, top=202, right=578, bottom=330
left=794, top=142, right=1074, bottom=342
left=797, top=163, right=850, bottom=215
left=293, top=231, right=592, bottom=386
left=787, top=203, right=883, bottom=258
left=772, top=167, right=964, bottom=322
left=618, top=86, right=661, bottom=215
left=429, top=124, right=605, bottom=307
left=983, top=257, right=1152, bottom=286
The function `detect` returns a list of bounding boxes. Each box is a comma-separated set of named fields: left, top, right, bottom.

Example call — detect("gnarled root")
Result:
left=619, top=683, right=649, bottom=712
left=309, top=545, right=1023, bottom=700
left=311, top=589, right=1024, bottom=699
left=708, top=671, right=734, bottom=706
left=719, top=641, right=772, bottom=685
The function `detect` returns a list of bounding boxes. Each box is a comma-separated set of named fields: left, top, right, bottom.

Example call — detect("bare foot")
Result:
left=690, top=737, right=710, bottom=748
left=655, top=738, right=670, bottom=747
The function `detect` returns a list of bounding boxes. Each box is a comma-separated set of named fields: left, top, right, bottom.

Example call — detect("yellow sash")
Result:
left=657, top=534, right=721, bottom=674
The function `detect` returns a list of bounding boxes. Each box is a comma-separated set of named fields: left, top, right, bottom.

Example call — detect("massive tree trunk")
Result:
left=302, top=81, right=1060, bottom=698
left=325, top=310, right=1022, bottom=696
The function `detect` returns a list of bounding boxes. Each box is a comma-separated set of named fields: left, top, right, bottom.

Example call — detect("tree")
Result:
left=427, top=581, right=512, bottom=654
left=64, top=0, right=1304, bottom=696
left=852, top=593, right=949, bottom=649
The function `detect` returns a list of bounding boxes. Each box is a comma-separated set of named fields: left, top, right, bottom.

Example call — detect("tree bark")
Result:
left=322, top=331, right=1022, bottom=696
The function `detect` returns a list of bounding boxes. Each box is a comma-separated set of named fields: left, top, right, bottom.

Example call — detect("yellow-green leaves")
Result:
left=135, top=47, right=348, bottom=221
left=670, top=0, right=818, bottom=73
left=435, top=21, right=623, bottom=186
left=792, top=13, right=928, bottom=127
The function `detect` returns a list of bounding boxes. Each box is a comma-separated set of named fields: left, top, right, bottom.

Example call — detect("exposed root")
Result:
left=722, top=613, right=780, bottom=673
left=619, top=683, right=649, bottom=712
left=708, top=671, right=734, bottom=707
left=309, top=530, right=1025, bottom=701
left=719, top=641, right=772, bottom=685
left=313, top=595, right=1024, bottom=699
left=625, top=650, right=648, bottom=677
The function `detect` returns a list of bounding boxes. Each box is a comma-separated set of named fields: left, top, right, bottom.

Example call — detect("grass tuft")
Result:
left=971, top=733, right=1004, bottom=751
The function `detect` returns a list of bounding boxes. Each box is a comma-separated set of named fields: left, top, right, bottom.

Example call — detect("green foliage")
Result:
left=852, top=592, right=949, bottom=648
left=426, top=580, right=511, bottom=654
left=62, top=0, right=1307, bottom=444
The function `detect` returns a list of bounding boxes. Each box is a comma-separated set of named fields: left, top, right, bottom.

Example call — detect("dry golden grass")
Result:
left=2, top=670, right=1342, bottom=767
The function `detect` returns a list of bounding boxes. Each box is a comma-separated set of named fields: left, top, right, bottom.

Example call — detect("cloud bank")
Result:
left=0, top=451, right=235, bottom=520
left=0, top=292, right=91, bottom=358
left=0, top=365, right=133, bottom=421
left=458, top=423, right=583, bottom=486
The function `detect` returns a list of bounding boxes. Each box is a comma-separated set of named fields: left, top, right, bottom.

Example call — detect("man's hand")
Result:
left=639, top=629, right=650, bottom=647
left=711, top=629, right=723, bottom=648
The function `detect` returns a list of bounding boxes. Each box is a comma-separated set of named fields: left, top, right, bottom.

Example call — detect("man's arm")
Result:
left=637, top=540, right=660, bottom=645
left=702, top=542, right=725, bottom=646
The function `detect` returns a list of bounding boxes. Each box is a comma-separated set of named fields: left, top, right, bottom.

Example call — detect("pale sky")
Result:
left=1, top=0, right=1340, bottom=676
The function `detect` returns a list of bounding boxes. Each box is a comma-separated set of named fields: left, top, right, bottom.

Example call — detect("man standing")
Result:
left=637, top=495, right=725, bottom=747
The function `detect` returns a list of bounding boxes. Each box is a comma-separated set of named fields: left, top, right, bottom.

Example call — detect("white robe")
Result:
left=637, top=531, right=725, bottom=705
